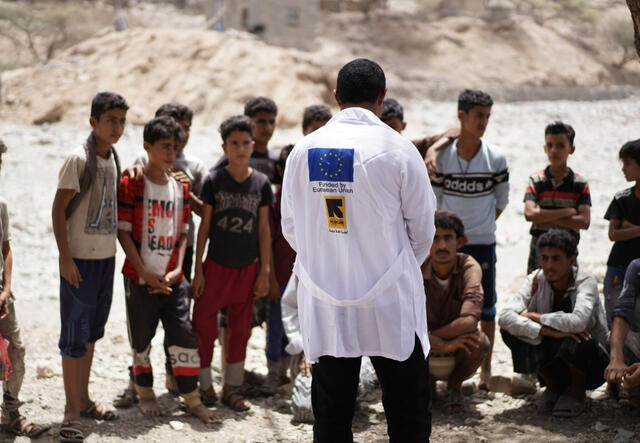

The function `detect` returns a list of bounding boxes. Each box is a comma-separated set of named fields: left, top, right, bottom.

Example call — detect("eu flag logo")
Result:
left=308, top=148, right=354, bottom=182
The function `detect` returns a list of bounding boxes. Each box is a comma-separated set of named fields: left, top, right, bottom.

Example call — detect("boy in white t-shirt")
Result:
left=52, top=92, right=127, bottom=441
left=117, top=116, right=217, bottom=423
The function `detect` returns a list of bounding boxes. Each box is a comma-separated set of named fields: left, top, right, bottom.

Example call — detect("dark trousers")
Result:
left=311, top=337, right=431, bottom=443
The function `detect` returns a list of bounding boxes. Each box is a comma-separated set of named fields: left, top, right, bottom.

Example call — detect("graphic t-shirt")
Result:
left=211, top=150, right=278, bottom=183
left=0, top=198, right=10, bottom=283
left=605, top=187, right=640, bottom=268
left=141, top=179, right=186, bottom=280
left=134, top=150, right=205, bottom=247
left=200, top=168, right=273, bottom=268
left=57, top=146, right=118, bottom=259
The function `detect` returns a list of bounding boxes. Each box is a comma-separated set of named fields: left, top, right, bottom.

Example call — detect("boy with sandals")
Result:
left=0, top=139, right=49, bottom=438
left=52, top=92, right=126, bottom=442
left=192, top=116, right=273, bottom=412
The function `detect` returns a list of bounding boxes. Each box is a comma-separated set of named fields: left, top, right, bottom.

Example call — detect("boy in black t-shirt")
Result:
left=603, top=139, right=640, bottom=326
left=192, top=115, right=273, bottom=412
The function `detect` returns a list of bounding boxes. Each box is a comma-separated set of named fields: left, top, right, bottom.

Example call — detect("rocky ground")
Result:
left=0, top=95, right=640, bottom=441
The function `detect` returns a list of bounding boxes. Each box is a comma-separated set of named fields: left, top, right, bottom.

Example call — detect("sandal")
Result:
left=552, top=394, right=586, bottom=417
left=222, top=388, right=250, bottom=412
left=113, top=388, right=138, bottom=408
left=59, top=420, right=83, bottom=442
left=3, top=414, right=50, bottom=438
left=444, top=388, right=464, bottom=412
left=80, top=401, right=118, bottom=421
left=243, top=370, right=265, bottom=387
left=200, top=388, right=218, bottom=407
left=534, top=388, right=560, bottom=413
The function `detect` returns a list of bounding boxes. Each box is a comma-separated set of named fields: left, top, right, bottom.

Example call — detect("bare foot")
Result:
left=187, top=403, right=219, bottom=423
left=138, top=398, right=165, bottom=417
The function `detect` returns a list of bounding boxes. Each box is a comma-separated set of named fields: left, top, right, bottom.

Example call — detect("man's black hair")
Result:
left=336, top=58, right=386, bottom=105
left=381, top=97, right=403, bottom=122
left=457, top=89, right=493, bottom=113
left=90, top=91, right=129, bottom=120
left=143, top=116, right=182, bottom=145
left=155, top=102, right=194, bottom=124
left=545, top=121, right=575, bottom=145
left=244, top=97, right=278, bottom=118
left=302, top=105, right=332, bottom=131
left=434, top=210, right=465, bottom=239
left=536, top=229, right=577, bottom=258
left=278, top=144, right=294, bottom=168
left=220, top=115, right=254, bottom=143
left=619, top=139, right=640, bottom=166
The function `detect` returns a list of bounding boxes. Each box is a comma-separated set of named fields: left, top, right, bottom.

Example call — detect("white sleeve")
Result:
left=280, top=149, right=298, bottom=252
left=282, top=275, right=303, bottom=355
left=57, top=152, right=83, bottom=193
left=401, top=147, right=436, bottom=264
left=494, top=154, right=509, bottom=211
left=540, top=276, right=598, bottom=333
left=498, top=275, right=542, bottom=341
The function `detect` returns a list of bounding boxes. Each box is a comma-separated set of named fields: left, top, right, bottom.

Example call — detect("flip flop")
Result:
left=80, top=402, right=118, bottom=421
left=534, top=388, right=560, bottom=413
left=113, top=388, right=138, bottom=408
left=444, top=388, right=464, bottom=411
left=552, top=394, right=586, bottom=417
left=3, top=414, right=50, bottom=438
left=59, top=420, right=83, bottom=442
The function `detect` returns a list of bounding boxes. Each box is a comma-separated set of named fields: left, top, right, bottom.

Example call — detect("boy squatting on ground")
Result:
left=602, top=139, right=640, bottom=327
left=0, top=139, right=49, bottom=438
left=192, top=115, right=273, bottom=412
left=116, top=116, right=216, bottom=423
left=52, top=91, right=126, bottom=442
left=211, top=97, right=277, bottom=391
left=524, top=121, right=591, bottom=274
left=605, top=257, right=640, bottom=408
left=422, top=210, right=489, bottom=411
left=499, top=230, right=609, bottom=417
left=115, top=102, right=206, bottom=408
left=430, top=89, right=509, bottom=390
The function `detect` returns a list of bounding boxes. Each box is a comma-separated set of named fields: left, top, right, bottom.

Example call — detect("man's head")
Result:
left=244, top=96, right=277, bottom=151
left=0, top=138, right=7, bottom=175
left=619, top=139, right=640, bottom=183
left=220, top=115, right=255, bottom=166
left=381, top=98, right=406, bottom=133
left=457, top=89, right=492, bottom=139
left=430, top=211, right=466, bottom=269
left=302, top=104, right=332, bottom=135
left=155, top=102, right=194, bottom=151
left=537, top=230, right=577, bottom=284
left=274, top=143, right=294, bottom=185
left=90, top=92, right=129, bottom=145
left=334, top=58, right=386, bottom=116
left=544, top=121, right=575, bottom=169
left=143, top=116, right=182, bottom=170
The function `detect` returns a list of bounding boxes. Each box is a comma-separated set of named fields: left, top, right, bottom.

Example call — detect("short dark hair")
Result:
left=278, top=144, right=294, bottom=169
left=381, top=97, right=403, bottom=122
left=143, top=116, right=182, bottom=145
left=619, top=139, right=640, bottom=166
left=220, top=115, right=254, bottom=143
left=90, top=91, right=129, bottom=120
left=336, top=58, right=386, bottom=105
left=457, top=89, right=493, bottom=113
left=302, top=105, right=332, bottom=131
left=434, top=210, right=465, bottom=239
left=0, top=138, right=7, bottom=154
left=155, top=102, right=194, bottom=124
left=545, top=121, right=575, bottom=145
left=244, top=96, right=278, bottom=118
left=537, top=229, right=577, bottom=258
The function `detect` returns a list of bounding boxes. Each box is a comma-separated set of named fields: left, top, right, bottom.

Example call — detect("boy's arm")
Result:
left=430, top=316, right=478, bottom=340
left=422, top=128, right=459, bottom=176
left=52, top=189, right=82, bottom=288
left=165, top=233, right=188, bottom=286
left=524, top=201, right=577, bottom=223
left=608, top=218, right=640, bottom=241
left=117, top=229, right=171, bottom=294
left=253, top=205, right=271, bottom=299
left=191, top=203, right=212, bottom=299
left=0, top=241, right=12, bottom=319
left=551, top=204, right=590, bottom=230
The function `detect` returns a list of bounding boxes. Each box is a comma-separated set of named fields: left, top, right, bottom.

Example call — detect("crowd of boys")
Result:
left=0, top=71, right=636, bottom=441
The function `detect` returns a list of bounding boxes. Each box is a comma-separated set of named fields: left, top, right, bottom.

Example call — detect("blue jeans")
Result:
left=604, top=265, right=627, bottom=328
left=266, top=287, right=289, bottom=362
left=460, top=243, right=497, bottom=321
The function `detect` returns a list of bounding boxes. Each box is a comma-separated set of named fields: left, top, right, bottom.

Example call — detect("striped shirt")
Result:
left=524, top=166, right=591, bottom=238
left=117, top=175, right=190, bottom=282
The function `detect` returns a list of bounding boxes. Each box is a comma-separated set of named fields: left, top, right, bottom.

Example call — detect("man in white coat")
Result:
left=281, top=58, right=436, bottom=442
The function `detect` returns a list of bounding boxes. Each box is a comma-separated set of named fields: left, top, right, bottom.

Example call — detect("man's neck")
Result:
left=253, top=142, right=268, bottom=154
left=341, top=102, right=380, bottom=116
left=226, top=163, right=251, bottom=182
left=549, top=164, right=569, bottom=182
left=550, top=274, right=571, bottom=297
left=95, top=139, right=111, bottom=159
left=456, top=132, right=481, bottom=161
left=634, top=181, right=640, bottom=199
left=144, top=165, right=169, bottom=184
left=432, top=261, right=455, bottom=280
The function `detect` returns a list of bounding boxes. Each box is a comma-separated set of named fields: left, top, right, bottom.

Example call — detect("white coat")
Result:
left=281, top=107, right=436, bottom=363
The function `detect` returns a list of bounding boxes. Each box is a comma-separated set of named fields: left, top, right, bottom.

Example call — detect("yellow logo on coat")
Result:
left=324, top=196, right=347, bottom=230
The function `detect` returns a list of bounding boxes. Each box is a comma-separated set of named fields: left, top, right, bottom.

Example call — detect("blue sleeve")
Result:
left=613, top=259, right=640, bottom=327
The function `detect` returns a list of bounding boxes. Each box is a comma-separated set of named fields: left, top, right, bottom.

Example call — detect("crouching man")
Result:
left=423, top=211, right=489, bottom=410
left=499, top=230, right=609, bottom=417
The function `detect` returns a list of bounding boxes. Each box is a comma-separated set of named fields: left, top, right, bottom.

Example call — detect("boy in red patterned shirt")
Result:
left=117, top=116, right=216, bottom=423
